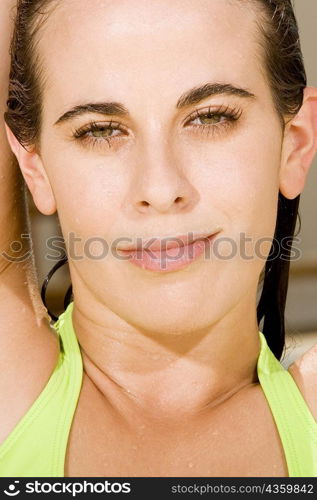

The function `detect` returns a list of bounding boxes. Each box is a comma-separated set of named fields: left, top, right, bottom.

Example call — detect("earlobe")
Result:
left=279, top=87, right=317, bottom=200
left=4, top=124, right=57, bottom=215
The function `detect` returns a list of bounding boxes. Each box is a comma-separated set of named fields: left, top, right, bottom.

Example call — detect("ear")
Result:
left=4, top=124, right=57, bottom=215
left=279, top=87, right=317, bottom=200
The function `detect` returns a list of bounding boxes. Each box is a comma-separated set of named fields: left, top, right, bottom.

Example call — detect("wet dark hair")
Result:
left=4, top=0, right=306, bottom=358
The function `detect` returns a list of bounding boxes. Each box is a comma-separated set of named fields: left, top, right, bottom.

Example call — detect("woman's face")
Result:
left=33, top=0, right=283, bottom=332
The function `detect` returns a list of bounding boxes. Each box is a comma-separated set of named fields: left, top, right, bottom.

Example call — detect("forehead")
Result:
left=38, top=0, right=264, bottom=108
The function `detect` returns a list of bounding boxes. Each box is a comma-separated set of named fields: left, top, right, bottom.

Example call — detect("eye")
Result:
left=184, top=105, right=242, bottom=137
left=72, top=120, right=127, bottom=148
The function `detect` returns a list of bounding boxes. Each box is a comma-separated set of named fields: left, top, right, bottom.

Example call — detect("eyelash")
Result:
left=72, top=104, right=242, bottom=149
left=185, top=104, right=242, bottom=138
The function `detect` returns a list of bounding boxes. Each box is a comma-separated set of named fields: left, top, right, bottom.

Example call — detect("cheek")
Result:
left=42, top=151, right=128, bottom=239
left=186, top=131, right=281, bottom=256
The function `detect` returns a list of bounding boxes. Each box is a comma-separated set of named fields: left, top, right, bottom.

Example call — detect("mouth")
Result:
left=116, top=230, right=221, bottom=273
left=117, top=231, right=220, bottom=253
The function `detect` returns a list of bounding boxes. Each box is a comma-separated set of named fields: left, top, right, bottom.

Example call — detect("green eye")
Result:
left=91, top=126, right=113, bottom=138
left=73, top=120, right=127, bottom=150
left=198, top=114, right=222, bottom=125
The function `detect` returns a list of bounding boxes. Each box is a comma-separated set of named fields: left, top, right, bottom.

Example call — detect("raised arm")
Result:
left=0, top=0, right=16, bottom=167
left=0, top=0, right=60, bottom=446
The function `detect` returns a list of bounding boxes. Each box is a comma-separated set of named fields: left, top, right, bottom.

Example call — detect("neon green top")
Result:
left=0, top=301, right=316, bottom=477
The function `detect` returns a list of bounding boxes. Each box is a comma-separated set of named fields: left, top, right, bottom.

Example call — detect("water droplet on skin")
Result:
left=188, top=462, right=194, bottom=468
left=137, top=424, right=146, bottom=438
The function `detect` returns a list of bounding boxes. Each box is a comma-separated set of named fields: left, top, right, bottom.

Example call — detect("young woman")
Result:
left=2, top=0, right=317, bottom=477
left=0, top=0, right=60, bottom=449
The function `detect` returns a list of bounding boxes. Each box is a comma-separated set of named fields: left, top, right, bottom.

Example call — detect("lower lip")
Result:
left=117, top=233, right=217, bottom=273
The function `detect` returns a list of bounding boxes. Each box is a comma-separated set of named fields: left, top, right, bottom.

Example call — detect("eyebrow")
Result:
left=176, top=82, right=256, bottom=108
left=54, top=82, right=256, bottom=126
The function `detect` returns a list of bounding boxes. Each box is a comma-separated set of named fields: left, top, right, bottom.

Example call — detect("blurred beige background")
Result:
left=29, top=0, right=317, bottom=367
left=282, top=0, right=317, bottom=366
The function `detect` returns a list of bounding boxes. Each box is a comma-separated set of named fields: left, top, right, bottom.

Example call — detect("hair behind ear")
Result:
left=257, top=192, right=301, bottom=359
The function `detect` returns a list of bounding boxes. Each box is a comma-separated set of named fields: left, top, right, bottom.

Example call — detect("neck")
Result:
left=72, top=285, right=261, bottom=423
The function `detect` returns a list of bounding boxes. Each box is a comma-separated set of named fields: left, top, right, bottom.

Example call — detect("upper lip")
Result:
left=117, top=231, right=219, bottom=251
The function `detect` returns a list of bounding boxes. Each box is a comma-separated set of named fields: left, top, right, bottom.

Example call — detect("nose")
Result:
left=130, top=140, right=199, bottom=214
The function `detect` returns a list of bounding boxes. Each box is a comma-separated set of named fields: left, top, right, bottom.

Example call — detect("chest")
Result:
left=64, top=376, right=289, bottom=477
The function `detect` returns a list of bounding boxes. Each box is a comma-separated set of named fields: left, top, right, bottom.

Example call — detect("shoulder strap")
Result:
left=257, top=331, right=317, bottom=477
left=50, top=302, right=83, bottom=475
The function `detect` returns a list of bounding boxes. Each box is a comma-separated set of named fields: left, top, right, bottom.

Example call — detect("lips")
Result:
left=117, top=232, right=217, bottom=253
left=119, top=231, right=220, bottom=273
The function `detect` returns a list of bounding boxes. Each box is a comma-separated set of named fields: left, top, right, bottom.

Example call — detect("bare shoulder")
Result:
left=287, top=341, right=317, bottom=422
left=0, top=313, right=60, bottom=446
